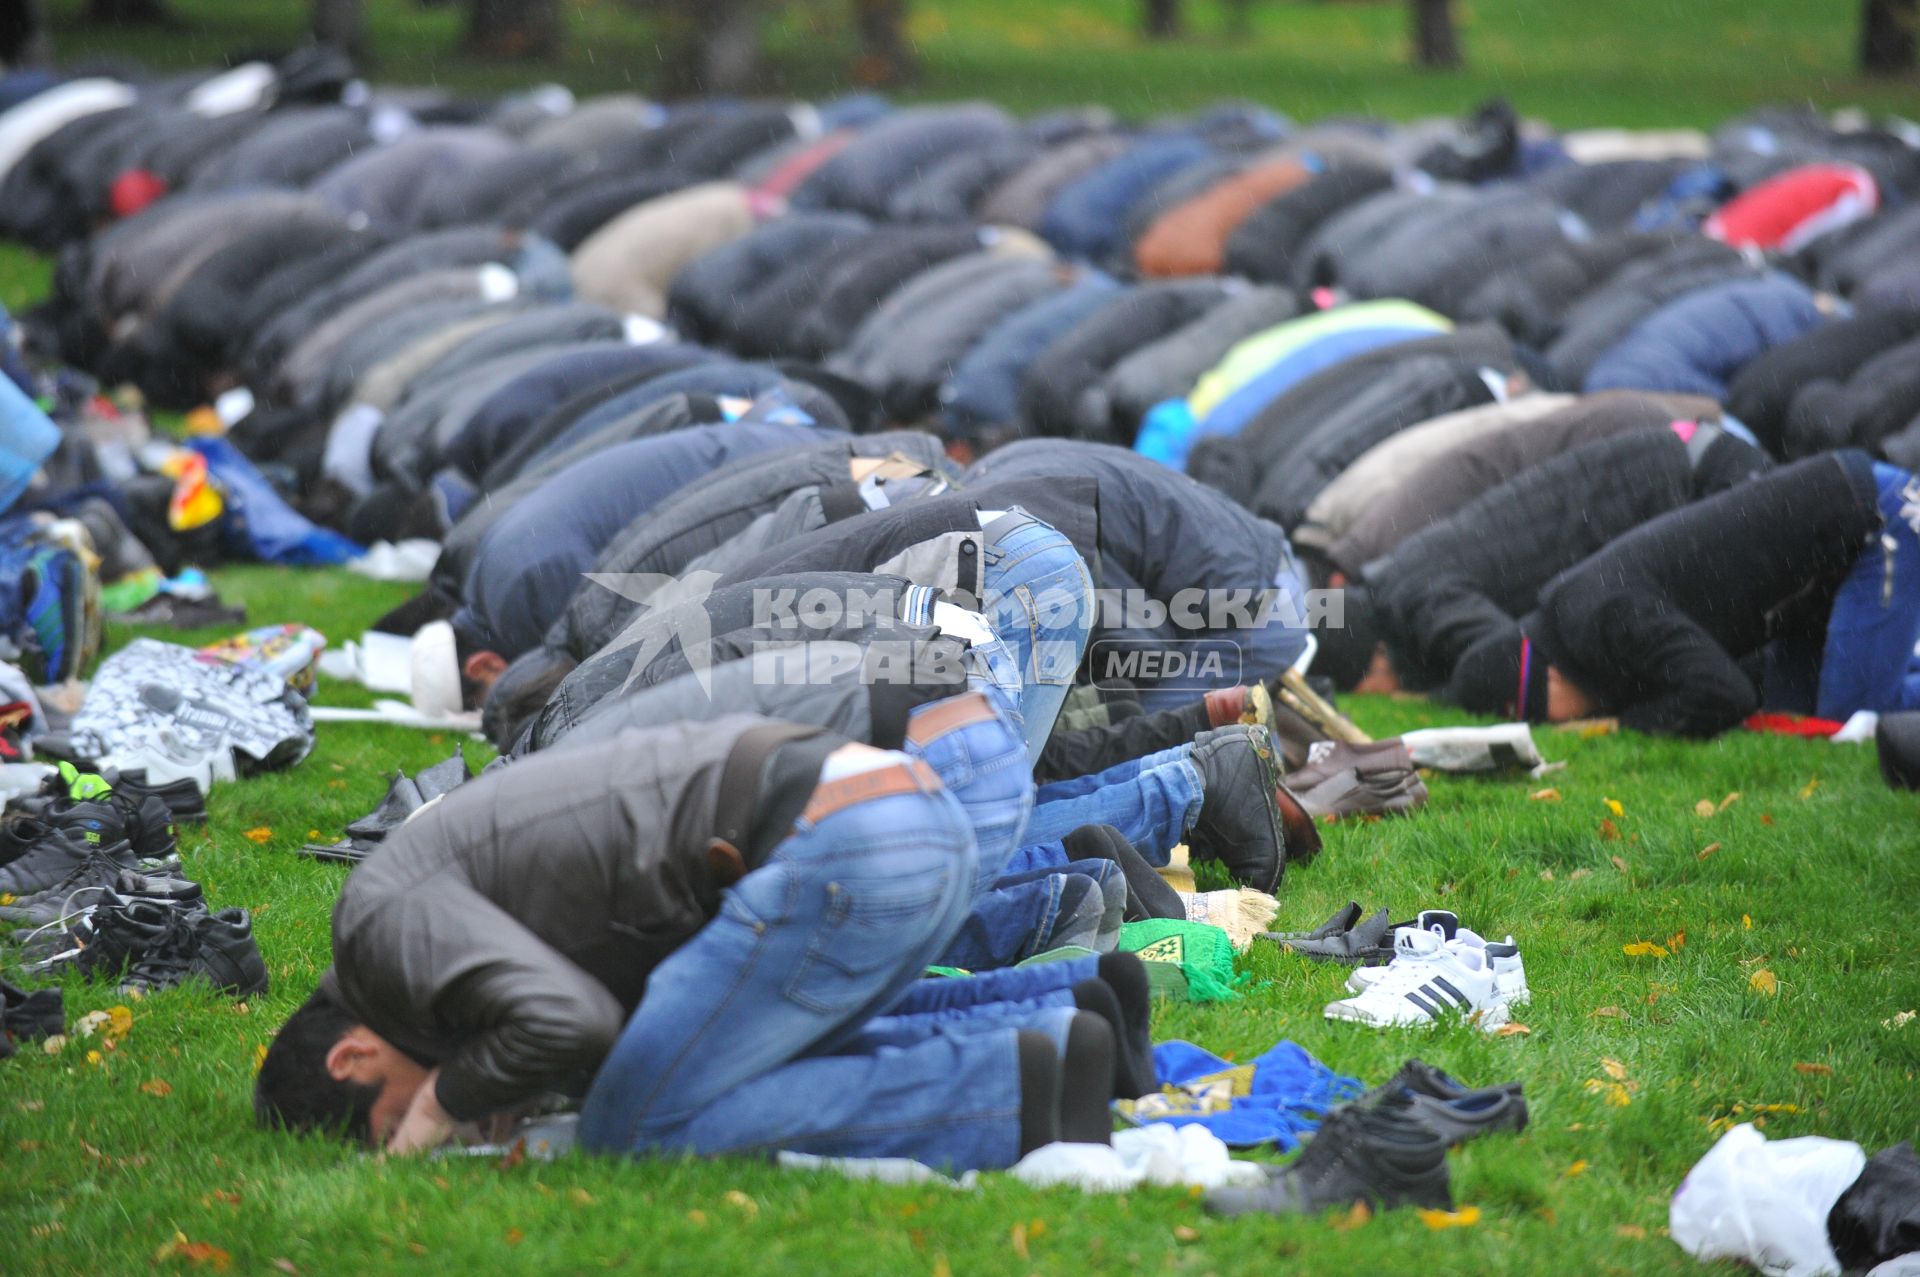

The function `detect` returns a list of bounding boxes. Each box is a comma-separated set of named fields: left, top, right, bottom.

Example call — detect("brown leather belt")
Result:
left=905, top=690, right=1001, bottom=747
left=801, top=758, right=941, bottom=825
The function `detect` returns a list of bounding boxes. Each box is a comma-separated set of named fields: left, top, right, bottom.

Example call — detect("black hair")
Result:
left=253, top=988, right=382, bottom=1144
left=1313, top=579, right=1381, bottom=692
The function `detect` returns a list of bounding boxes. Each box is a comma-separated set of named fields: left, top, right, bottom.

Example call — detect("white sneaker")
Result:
left=1325, top=928, right=1505, bottom=1028
left=1345, top=910, right=1479, bottom=993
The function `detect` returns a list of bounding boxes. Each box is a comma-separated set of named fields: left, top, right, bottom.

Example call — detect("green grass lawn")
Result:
left=0, top=26, right=1918, bottom=1261
left=40, top=0, right=1920, bottom=127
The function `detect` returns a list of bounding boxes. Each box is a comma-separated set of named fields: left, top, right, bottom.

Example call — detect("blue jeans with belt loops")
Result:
left=980, top=511, right=1095, bottom=759
left=578, top=771, right=1033, bottom=1171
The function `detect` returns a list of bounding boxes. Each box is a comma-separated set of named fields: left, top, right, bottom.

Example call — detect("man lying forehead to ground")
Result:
left=254, top=705, right=1168, bottom=1165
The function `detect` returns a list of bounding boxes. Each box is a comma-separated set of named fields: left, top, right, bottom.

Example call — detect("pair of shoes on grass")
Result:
left=1207, top=1059, right=1528, bottom=1219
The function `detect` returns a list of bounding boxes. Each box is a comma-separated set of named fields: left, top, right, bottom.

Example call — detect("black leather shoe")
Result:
left=1186, top=725, right=1287, bottom=893
left=344, top=773, right=424, bottom=841
left=1205, top=1102, right=1452, bottom=1217
left=1263, top=902, right=1394, bottom=965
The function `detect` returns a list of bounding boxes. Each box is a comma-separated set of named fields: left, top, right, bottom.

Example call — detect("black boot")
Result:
left=1185, top=725, right=1288, bottom=892
left=1205, top=1103, right=1451, bottom=1217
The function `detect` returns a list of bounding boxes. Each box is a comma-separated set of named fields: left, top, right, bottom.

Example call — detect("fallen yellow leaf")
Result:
left=723, top=1190, right=758, bottom=1217
left=932, top=1256, right=954, bottom=1277
left=1172, top=1225, right=1200, bottom=1242
left=1718, top=791, right=1742, bottom=812
left=1744, top=914, right=1753, bottom=930
left=85, top=1049, right=103, bottom=1067
left=1010, top=1221, right=1029, bottom=1259
left=1798, top=776, right=1819, bottom=800
left=1598, top=818, right=1622, bottom=841
left=107, top=1005, right=134, bottom=1039
left=1793, top=1062, right=1833, bottom=1076
left=251, top=1044, right=268, bottom=1075
left=1617, top=1224, right=1648, bottom=1240
left=686, top=1211, right=708, bottom=1227
left=1750, top=969, right=1780, bottom=997
left=1694, top=799, right=1716, bottom=818
left=1610, top=854, right=1631, bottom=874
left=567, top=1188, right=594, bottom=1206
left=1330, top=1200, right=1372, bottom=1231
left=1601, top=1058, right=1629, bottom=1081
left=1418, top=1206, right=1481, bottom=1230
left=1697, top=842, right=1721, bottom=860
left=1604, top=798, right=1624, bottom=817
left=1590, top=1006, right=1623, bottom=1019
left=1495, top=1022, right=1531, bottom=1037
left=242, top=827, right=273, bottom=844
left=1529, top=788, right=1562, bottom=802
left=1565, top=1160, right=1590, bottom=1177
left=1667, top=931, right=1687, bottom=952
left=139, top=1079, right=172, bottom=1098
left=155, top=1233, right=232, bottom=1271
left=0, top=893, right=12, bottom=906
left=1623, top=941, right=1669, bottom=957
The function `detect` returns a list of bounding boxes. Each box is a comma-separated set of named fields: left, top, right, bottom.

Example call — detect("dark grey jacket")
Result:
left=323, top=716, right=834, bottom=1120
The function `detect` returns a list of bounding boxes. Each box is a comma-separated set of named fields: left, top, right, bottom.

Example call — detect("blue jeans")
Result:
left=1025, top=751, right=1203, bottom=864
left=939, top=858, right=1127, bottom=969
left=981, top=511, right=1094, bottom=758
left=903, top=693, right=1032, bottom=888
left=578, top=770, right=1029, bottom=1171
left=1819, top=463, right=1920, bottom=719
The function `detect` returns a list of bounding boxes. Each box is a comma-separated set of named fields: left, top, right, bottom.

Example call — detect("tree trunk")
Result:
left=1142, top=0, right=1182, bottom=39
left=312, top=0, right=368, bottom=61
left=85, top=0, right=170, bottom=25
left=1410, top=0, right=1460, bottom=68
left=1860, top=0, right=1916, bottom=74
left=853, top=0, right=916, bottom=86
left=464, top=0, right=561, bottom=59
left=653, top=0, right=761, bottom=96
left=0, top=0, right=51, bottom=62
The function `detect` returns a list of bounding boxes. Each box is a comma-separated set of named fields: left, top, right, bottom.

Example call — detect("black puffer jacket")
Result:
left=1189, top=325, right=1518, bottom=515
left=1545, top=238, right=1757, bottom=387
left=1370, top=423, right=1767, bottom=689
left=1727, top=306, right=1920, bottom=456
left=1781, top=333, right=1920, bottom=459
left=1017, top=280, right=1230, bottom=442
left=1221, top=165, right=1392, bottom=284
